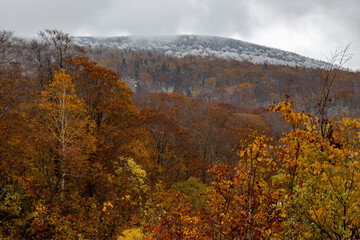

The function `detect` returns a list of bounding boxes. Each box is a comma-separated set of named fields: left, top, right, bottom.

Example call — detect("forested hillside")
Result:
left=1, top=29, right=360, bottom=239
left=86, top=44, right=360, bottom=114
left=73, top=35, right=330, bottom=69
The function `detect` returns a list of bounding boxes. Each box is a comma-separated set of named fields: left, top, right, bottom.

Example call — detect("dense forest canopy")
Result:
left=1, top=29, right=360, bottom=239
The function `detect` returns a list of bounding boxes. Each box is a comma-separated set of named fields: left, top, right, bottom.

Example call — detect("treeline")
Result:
left=0, top=29, right=360, bottom=239
left=87, top=45, right=360, bottom=116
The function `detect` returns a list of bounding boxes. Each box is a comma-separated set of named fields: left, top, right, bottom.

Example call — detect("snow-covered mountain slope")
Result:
left=73, top=35, right=329, bottom=69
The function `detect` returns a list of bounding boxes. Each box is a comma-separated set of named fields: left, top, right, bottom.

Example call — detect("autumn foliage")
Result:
left=1, top=29, right=360, bottom=239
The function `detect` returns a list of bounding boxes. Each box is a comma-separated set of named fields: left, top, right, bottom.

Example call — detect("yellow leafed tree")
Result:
left=270, top=99, right=360, bottom=239
left=35, top=70, right=95, bottom=200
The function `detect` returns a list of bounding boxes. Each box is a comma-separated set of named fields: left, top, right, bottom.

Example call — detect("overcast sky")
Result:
left=1, top=0, right=359, bottom=69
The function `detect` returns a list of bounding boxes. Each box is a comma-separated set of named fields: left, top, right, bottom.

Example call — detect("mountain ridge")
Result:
left=73, top=35, right=331, bottom=69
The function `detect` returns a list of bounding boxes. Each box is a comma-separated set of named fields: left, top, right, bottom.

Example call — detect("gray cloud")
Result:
left=0, top=0, right=113, bottom=36
left=0, top=0, right=359, bottom=69
left=248, top=0, right=360, bottom=69
left=80, top=0, right=252, bottom=38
